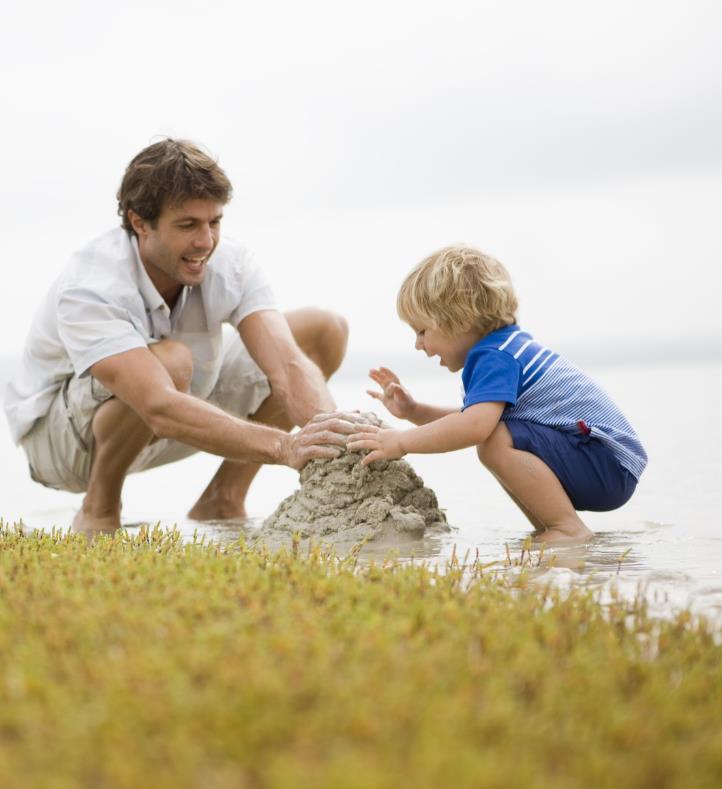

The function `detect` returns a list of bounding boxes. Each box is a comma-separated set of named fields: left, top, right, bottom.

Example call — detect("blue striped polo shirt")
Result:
left=461, top=325, right=648, bottom=480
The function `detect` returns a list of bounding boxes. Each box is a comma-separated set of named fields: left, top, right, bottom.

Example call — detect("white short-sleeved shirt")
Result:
left=4, top=227, right=276, bottom=444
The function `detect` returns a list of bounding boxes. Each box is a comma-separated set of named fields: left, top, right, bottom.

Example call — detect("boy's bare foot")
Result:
left=533, top=521, right=594, bottom=545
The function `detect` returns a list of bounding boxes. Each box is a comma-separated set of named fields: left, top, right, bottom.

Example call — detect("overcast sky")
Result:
left=1, top=0, right=721, bottom=365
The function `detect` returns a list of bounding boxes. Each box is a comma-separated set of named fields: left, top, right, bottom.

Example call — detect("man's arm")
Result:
left=347, top=401, right=505, bottom=465
left=237, top=310, right=334, bottom=425
left=89, top=348, right=349, bottom=469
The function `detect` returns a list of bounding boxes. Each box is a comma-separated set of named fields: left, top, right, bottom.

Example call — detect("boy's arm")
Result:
left=347, top=401, right=505, bottom=465
left=407, top=402, right=459, bottom=425
left=367, top=366, right=455, bottom=425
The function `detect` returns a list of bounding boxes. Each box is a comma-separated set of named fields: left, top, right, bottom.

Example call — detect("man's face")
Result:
left=131, top=198, right=224, bottom=301
left=413, top=324, right=482, bottom=372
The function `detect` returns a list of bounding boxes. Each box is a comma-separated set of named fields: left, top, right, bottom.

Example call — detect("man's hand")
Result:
left=282, top=412, right=371, bottom=470
left=347, top=424, right=406, bottom=466
left=367, top=367, right=417, bottom=421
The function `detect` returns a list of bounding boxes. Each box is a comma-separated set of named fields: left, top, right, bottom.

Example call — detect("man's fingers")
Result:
left=308, top=414, right=369, bottom=433
left=306, top=445, right=343, bottom=460
left=366, top=389, right=382, bottom=401
left=319, top=429, right=351, bottom=446
left=311, top=410, right=366, bottom=423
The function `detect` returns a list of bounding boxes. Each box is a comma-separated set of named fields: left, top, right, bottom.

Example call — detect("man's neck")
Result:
left=140, top=259, right=183, bottom=310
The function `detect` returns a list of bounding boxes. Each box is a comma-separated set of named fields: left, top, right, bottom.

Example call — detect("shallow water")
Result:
left=2, top=359, right=721, bottom=626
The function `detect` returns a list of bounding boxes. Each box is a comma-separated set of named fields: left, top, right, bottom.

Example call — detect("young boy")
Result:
left=347, top=246, right=647, bottom=544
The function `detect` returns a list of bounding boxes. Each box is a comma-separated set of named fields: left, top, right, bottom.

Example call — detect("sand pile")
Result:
left=261, top=426, right=449, bottom=544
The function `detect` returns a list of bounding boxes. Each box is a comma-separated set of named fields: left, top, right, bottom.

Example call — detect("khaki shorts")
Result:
left=21, top=334, right=271, bottom=493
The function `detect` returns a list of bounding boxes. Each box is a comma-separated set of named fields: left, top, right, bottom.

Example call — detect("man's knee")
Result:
left=320, top=310, right=349, bottom=364
left=287, top=307, right=349, bottom=378
left=148, top=340, right=193, bottom=392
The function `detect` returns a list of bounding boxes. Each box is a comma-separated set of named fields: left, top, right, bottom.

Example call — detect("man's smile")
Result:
left=182, top=255, right=209, bottom=272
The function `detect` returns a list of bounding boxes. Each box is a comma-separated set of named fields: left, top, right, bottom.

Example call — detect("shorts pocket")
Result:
left=90, top=376, right=113, bottom=403
left=62, top=378, right=90, bottom=453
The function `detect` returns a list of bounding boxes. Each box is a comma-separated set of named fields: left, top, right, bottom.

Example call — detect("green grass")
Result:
left=0, top=523, right=720, bottom=789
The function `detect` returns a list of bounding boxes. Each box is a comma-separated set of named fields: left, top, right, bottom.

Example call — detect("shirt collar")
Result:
left=130, top=234, right=193, bottom=318
left=131, top=235, right=167, bottom=313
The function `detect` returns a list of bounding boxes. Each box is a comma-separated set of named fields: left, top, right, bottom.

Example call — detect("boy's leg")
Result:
left=73, top=340, right=194, bottom=536
left=477, top=422, right=593, bottom=544
left=187, top=307, right=349, bottom=521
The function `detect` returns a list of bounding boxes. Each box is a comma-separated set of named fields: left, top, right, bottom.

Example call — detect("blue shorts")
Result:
left=504, top=420, right=637, bottom=512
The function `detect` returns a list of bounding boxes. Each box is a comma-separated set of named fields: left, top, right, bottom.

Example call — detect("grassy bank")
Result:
left=0, top=524, right=720, bottom=788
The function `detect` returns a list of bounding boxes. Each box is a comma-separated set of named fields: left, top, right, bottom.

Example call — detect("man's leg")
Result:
left=73, top=341, right=193, bottom=535
left=187, top=308, right=348, bottom=521
left=477, top=422, right=593, bottom=544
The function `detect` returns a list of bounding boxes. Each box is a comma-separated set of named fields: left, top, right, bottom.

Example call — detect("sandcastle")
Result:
left=260, top=418, right=449, bottom=544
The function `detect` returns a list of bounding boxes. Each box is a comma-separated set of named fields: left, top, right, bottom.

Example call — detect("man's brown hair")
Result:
left=117, top=139, right=233, bottom=235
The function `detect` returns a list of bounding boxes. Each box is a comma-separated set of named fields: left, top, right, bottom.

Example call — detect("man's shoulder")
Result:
left=62, top=228, right=135, bottom=283
left=207, top=235, right=256, bottom=275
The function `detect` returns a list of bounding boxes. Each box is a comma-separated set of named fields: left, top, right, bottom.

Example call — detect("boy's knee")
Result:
left=476, top=422, right=512, bottom=471
left=149, top=340, right=194, bottom=392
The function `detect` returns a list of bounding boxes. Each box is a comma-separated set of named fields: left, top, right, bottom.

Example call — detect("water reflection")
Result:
left=6, top=507, right=720, bottom=628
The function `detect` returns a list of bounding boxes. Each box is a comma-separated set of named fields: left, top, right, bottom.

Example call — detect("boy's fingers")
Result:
left=378, top=367, right=399, bottom=383
left=371, top=367, right=397, bottom=386
left=348, top=426, right=380, bottom=440
left=347, top=434, right=380, bottom=452
left=366, top=389, right=382, bottom=400
left=347, top=438, right=375, bottom=448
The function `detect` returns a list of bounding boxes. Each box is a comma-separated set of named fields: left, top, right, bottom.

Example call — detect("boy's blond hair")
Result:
left=397, top=246, right=518, bottom=336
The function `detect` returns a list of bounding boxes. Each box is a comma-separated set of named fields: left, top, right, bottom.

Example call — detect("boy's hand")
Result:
left=347, top=425, right=406, bottom=466
left=367, top=367, right=417, bottom=421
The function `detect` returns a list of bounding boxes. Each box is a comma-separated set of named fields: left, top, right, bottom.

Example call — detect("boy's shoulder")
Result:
left=463, top=324, right=525, bottom=381
left=475, top=324, right=527, bottom=353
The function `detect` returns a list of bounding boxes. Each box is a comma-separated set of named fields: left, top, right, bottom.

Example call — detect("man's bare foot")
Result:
left=72, top=508, right=122, bottom=537
left=187, top=495, right=248, bottom=522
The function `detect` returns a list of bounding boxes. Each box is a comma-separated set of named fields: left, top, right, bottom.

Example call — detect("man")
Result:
left=4, top=139, right=354, bottom=533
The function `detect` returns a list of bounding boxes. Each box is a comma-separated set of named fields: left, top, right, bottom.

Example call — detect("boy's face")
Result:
left=413, top=325, right=482, bottom=372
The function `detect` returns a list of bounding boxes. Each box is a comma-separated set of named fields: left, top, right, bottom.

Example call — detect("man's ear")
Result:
left=128, top=209, right=148, bottom=238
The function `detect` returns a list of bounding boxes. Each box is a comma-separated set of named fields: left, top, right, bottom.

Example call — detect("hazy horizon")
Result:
left=2, top=1, right=720, bottom=359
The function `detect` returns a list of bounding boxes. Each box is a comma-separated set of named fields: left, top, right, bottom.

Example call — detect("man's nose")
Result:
left=193, top=224, right=214, bottom=249
left=414, top=336, right=424, bottom=351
